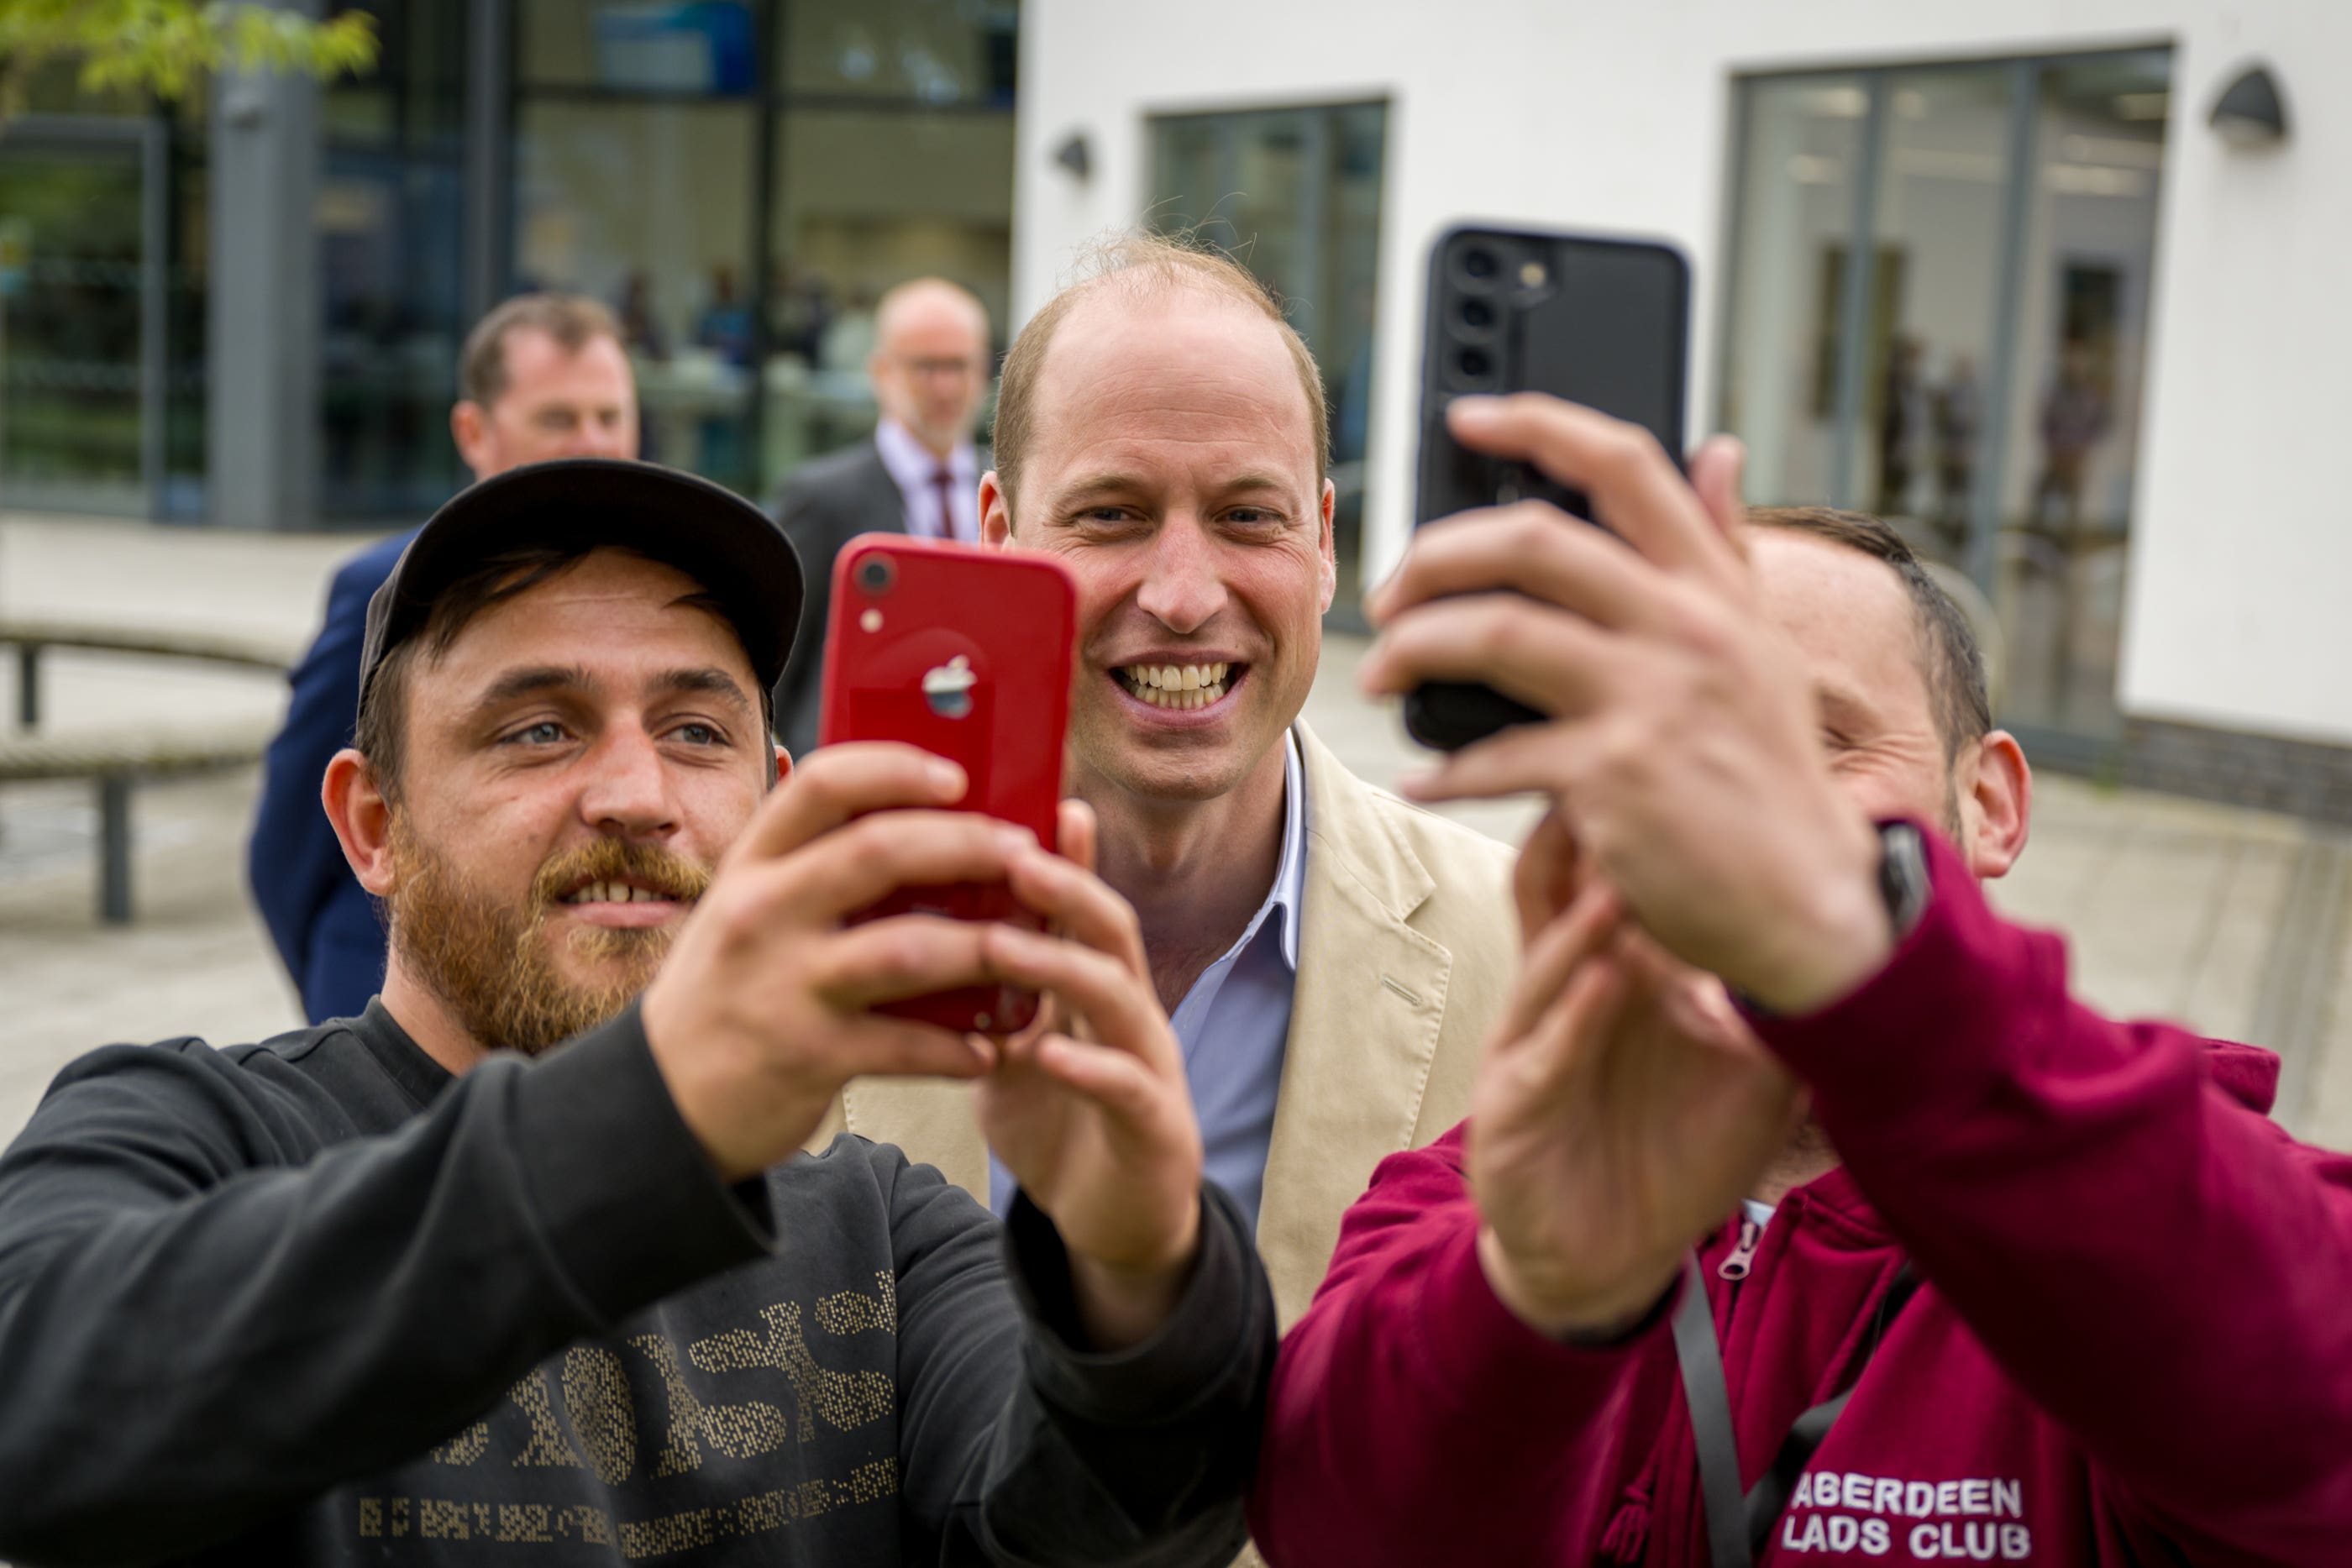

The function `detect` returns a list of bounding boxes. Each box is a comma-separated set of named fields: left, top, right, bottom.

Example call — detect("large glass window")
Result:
left=783, top=0, right=1016, bottom=103
left=517, top=99, right=761, bottom=486
left=1721, top=50, right=2170, bottom=743
left=763, top=106, right=1015, bottom=477
left=1719, top=76, right=1866, bottom=510
left=0, top=90, right=203, bottom=520
left=513, top=0, right=1018, bottom=501
left=317, top=0, right=470, bottom=521
left=1147, top=101, right=1389, bottom=621
left=0, top=139, right=147, bottom=513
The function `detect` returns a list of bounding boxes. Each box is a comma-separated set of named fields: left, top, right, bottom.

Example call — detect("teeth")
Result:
left=1121, top=662, right=1233, bottom=696
left=565, top=881, right=672, bottom=905
left=1121, top=676, right=1229, bottom=710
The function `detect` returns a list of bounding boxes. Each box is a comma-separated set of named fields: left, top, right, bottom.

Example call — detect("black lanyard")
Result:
left=1671, top=1250, right=1919, bottom=1567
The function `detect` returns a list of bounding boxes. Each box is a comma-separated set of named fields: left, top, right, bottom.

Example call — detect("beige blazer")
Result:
left=813, top=721, right=1520, bottom=1329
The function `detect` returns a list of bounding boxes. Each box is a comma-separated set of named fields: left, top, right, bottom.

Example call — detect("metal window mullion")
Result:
left=746, top=0, right=780, bottom=499
left=139, top=114, right=169, bottom=519
left=1968, top=60, right=2042, bottom=598
left=463, top=0, right=513, bottom=323
left=1828, top=73, right=1887, bottom=511
left=1712, top=77, right=1760, bottom=438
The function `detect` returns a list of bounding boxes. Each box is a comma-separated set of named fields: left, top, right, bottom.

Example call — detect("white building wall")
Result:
left=1016, top=0, right=2352, bottom=747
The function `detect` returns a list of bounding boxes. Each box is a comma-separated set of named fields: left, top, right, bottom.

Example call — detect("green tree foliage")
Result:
left=0, top=3, right=378, bottom=118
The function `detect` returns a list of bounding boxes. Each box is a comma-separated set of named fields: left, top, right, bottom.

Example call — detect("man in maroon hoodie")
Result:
left=1251, top=392, right=2352, bottom=1566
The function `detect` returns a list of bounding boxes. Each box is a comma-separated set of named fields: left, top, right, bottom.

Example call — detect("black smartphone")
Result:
left=1405, top=224, right=1691, bottom=751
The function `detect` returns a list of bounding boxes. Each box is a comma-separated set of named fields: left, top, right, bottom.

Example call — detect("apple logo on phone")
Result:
left=921, top=654, right=977, bottom=720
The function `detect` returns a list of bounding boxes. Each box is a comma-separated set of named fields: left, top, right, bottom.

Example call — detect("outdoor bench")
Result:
left=2, top=621, right=292, bottom=923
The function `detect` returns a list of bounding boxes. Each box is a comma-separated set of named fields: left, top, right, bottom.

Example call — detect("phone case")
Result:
left=818, top=535, right=1076, bottom=1034
left=1408, top=224, right=1691, bottom=751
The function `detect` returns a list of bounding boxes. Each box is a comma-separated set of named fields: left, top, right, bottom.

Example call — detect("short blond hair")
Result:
left=990, top=233, right=1329, bottom=511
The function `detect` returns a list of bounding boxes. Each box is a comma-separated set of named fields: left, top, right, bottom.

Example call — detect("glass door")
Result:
left=1720, top=50, right=2171, bottom=746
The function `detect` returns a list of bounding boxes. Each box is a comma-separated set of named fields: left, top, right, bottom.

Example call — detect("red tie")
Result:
left=932, top=465, right=958, bottom=543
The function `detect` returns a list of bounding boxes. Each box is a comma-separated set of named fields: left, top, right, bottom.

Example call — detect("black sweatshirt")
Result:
left=0, top=1001, right=1274, bottom=1567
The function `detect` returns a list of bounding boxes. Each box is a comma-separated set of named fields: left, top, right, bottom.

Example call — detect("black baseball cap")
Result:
left=359, top=459, right=802, bottom=721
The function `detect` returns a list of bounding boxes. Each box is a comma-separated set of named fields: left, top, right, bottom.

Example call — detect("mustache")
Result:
left=530, top=837, right=714, bottom=908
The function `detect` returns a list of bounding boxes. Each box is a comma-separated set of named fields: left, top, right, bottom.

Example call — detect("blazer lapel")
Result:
left=1254, top=723, right=1453, bottom=1328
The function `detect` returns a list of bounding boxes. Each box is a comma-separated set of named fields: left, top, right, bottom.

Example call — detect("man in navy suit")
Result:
left=249, top=293, right=640, bottom=1023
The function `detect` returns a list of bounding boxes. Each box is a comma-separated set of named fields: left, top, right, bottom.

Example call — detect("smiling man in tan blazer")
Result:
left=824, top=235, right=1517, bottom=1327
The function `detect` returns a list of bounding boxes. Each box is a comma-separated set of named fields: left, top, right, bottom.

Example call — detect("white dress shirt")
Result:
left=872, top=417, right=979, bottom=544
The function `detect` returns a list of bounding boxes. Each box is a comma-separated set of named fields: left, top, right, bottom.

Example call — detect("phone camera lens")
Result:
left=1458, top=297, right=1494, bottom=331
left=1457, top=347, right=1494, bottom=380
left=854, top=555, right=895, bottom=595
left=1462, top=248, right=1498, bottom=281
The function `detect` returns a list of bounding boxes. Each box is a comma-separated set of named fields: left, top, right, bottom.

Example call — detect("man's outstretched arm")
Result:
left=0, top=1011, right=769, bottom=1566
left=1753, top=828, right=2352, bottom=1560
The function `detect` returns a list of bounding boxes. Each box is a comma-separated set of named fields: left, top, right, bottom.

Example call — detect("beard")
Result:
left=384, top=821, right=713, bottom=1056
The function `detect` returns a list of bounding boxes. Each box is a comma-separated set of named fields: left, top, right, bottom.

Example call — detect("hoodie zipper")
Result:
left=1717, top=1214, right=1762, bottom=1281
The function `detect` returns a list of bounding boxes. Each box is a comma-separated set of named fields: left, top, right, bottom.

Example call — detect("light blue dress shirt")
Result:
left=990, top=733, right=1307, bottom=1233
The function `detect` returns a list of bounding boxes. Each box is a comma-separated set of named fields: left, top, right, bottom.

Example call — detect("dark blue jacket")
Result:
left=248, top=529, right=415, bottom=1024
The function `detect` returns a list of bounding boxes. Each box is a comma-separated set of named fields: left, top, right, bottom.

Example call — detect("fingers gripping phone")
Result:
left=819, top=536, right=1076, bottom=1034
left=1407, top=224, right=1691, bottom=751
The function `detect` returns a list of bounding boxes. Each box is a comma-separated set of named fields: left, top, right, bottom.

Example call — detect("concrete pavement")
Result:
left=4, top=511, right=2349, bottom=1151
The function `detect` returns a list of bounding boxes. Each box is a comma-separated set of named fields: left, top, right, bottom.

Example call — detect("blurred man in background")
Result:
left=249, top=292, right=639, bottom=1025
left=829, top=239, right=1519, bottom=1332
left=769, top=277, right=993, bottom=758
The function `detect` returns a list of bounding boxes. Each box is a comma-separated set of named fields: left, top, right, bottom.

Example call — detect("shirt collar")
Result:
left=873, top=417, right=976, bottom=489
left=1268, top=730, right=1308, bottom=971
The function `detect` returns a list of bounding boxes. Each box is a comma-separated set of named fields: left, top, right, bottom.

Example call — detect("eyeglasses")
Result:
left=893, top=354, right=985, bottom=380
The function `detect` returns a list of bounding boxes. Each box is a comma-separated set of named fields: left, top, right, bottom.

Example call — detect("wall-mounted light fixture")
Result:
left=1053, top=131, right=1092, bottom=181
left=2208, top=63, right=2289, bottom=148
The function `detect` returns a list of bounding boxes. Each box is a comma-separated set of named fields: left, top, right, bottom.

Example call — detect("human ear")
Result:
left=979, top=470, right=1014, bottom=548
left=1958, top=730, right=2031, bottom=880
left=450, top=401, right=491, bottom=480
left=323, top=748, right=399, bottom=897
left=1316, top=477, right=1338, bottom=613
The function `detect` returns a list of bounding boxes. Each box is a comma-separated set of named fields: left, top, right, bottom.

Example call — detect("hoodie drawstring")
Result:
left=1599, top=1445, right=1664, bottom=1564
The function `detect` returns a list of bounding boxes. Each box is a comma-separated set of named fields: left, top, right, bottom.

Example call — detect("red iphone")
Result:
left=817, top=535, right=1076, bottom=1034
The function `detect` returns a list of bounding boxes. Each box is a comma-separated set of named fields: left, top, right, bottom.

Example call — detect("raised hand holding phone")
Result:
left=975, top=798, right=1207, bottom=1349
left=1407, top=224, right=1690, bottom=751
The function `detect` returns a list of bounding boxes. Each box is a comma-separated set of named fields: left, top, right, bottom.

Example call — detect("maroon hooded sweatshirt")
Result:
left=1252, top=826, right=2352, bottom=1565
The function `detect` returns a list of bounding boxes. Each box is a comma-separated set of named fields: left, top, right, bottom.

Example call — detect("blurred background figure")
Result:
left=1933, top=353, right=1982, bottom=548
left=2034, top=343, right=2111, bottom=530
left=616, top=270, right=667, bottom=363
left=1875, top=333, right=1925, bottom=517
left=247, top=293, right=639, bottom=1025
left=768, top=277, right=993, bottom=758
left=694, top=265, right=753, bottom=368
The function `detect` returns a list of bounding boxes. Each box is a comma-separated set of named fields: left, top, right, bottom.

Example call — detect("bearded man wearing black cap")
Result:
left=0, top=460, right=1273, bottom=1568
